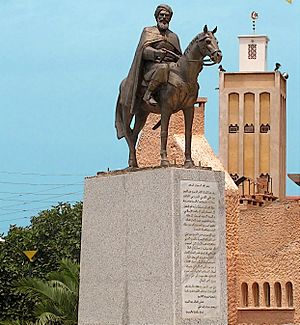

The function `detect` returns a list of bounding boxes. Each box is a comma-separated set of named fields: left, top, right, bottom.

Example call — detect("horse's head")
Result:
left=197, top=25, right=222, bottom=65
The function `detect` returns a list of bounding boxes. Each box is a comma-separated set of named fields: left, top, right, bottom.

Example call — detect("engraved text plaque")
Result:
left=180, top=180, right=220, bottom=319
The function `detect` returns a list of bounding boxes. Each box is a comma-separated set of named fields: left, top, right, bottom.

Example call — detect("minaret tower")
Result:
left=219, top=12, right=287, bottom=199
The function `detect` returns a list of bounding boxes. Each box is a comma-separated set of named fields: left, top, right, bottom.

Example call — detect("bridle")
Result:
left=186, top=34, right=220, bottom=66
left=161, top=33, right=221, bottom=66
left=203, top=54, right=220, bottom=66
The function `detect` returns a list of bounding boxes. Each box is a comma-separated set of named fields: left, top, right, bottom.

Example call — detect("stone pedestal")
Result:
left=78, top=167, right=227, bottom=325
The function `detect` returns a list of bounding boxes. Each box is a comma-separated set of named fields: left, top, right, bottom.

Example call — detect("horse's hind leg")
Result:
left=160, top=109, right=171, bottom=167
left=122, top=112, right=137, bottom=168
left=132, top=111, right=149, bottom=147
left=183, top=107, right=195, bottom=168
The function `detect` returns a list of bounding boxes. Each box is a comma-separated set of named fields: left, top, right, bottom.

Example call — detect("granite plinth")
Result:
left=78, top=167, right=227, bottom=325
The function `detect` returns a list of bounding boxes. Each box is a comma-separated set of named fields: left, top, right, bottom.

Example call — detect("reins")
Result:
left=182, top=34, right=220, bottom=66
left=186, top=52, right=219, bottom=66
left=161, top=33, right=220, bottom=66
left=185, top=59, right=217, bottom=66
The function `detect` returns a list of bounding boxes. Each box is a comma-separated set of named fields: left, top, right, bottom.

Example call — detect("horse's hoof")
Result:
left=184, top=160, right=194, bottom=168
left=160, top=159, right=170, bottom=167
left=126, top=166, right=138, bottom=171
left=128, top=160, right=138, bottom=169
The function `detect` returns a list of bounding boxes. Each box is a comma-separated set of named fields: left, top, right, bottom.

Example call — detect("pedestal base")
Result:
left=78, top=167, right=227, bottom=325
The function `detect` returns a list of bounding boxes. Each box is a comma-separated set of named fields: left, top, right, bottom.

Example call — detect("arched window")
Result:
left=286, top=282, right=293, bottom=307
left=228, top=93, right=239, bottom=124
left=243, top=92, right=255, bottom=182
left=241, top=282, right=248, bottom=307
left=263, top=282, right=270, bottom=307
left=244, top=92, right=255, bottom=126
left=252, top=282, right=259, bottom=307
left=228, top=92, right=240, bottom=175
left=259, top=92, right=270, bottom=127
left=274, top=282, right=282, bottom=307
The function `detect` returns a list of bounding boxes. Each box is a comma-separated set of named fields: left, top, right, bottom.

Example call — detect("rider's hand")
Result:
left=155, top=50, right=167, bottom=61
left=143, top=47, right=166, bottom=62
left=155, top=49, right=166, bottom=56
left=155, top=49, right=166, bottom=61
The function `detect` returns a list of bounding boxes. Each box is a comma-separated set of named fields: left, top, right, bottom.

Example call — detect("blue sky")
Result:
left=0, top=0, right=299, bottom=234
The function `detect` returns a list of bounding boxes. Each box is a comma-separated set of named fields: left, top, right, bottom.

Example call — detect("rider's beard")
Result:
left=157, top=21, right=169, bottom=31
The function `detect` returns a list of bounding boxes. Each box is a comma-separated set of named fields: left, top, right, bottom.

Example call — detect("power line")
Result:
left=0, top=191, right=82, bottom=197
left=0, top=191, right=80, bottom=195
left=0, top=181, right=84, bottom=186
left=0, top=191, right=83, bottom=210
left=0, top=171, right=87, bottom=177
left=1, top=201, right=79, bottom=212
left=0, top=216, right=30, bottom=223
left=0, top=183, right=84, bottom=200
left=0, top=171, right=85, bottom=228
left=0, top=201, right=80, bottom=220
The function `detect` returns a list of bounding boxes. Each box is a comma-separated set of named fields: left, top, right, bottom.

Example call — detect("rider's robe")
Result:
left=119, top=26, right=181, bottom=115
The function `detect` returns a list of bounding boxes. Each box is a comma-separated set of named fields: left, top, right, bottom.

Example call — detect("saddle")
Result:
left=141, top=63, right=197, bottom=97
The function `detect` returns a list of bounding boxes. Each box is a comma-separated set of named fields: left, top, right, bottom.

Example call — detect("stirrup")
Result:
left=147, top=97, right=158, bottom=106
left=143, top=95, right=158, bottom=106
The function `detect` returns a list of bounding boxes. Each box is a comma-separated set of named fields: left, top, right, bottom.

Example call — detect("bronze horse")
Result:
left=115, top=25, right=222, bottom=168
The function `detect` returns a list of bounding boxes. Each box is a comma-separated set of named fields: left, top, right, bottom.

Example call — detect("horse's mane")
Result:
left=183, top=32, right=204, bottom=55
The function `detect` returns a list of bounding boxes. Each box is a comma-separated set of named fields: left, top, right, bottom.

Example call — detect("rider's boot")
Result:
left=143, top=80, right=160, bottom=106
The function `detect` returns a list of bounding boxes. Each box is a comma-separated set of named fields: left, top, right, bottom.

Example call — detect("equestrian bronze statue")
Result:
left=115, top=4, right=222, bottom=168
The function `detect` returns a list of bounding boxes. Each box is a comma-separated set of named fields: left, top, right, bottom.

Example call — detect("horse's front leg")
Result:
left=160, top=109, right=171, bottom=167
left=183, top=107, right=195, bottom=168
left=126, top=134, right=137, bottom=168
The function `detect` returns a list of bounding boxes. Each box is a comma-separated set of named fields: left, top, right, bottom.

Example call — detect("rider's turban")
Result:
left=154, top=4, right=173, bottom=20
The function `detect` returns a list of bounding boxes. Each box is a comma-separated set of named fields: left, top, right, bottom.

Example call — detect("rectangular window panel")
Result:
left=248, top=44, right=257, bottom=59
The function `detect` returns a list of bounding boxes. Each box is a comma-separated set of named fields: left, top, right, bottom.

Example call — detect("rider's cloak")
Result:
left=118, top=26, right=181, bottom=115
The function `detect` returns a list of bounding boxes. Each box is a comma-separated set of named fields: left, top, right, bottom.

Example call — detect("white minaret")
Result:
left=238, top=35, right=269, bottom=72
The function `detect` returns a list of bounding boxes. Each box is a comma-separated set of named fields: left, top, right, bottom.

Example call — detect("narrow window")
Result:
left=252, top=282, right=259, bottom=307
left=274, top=282, right=282, bottom=307
left=263, top=282, right=270, bottom=307
left=241, top=282, right=248, bottom=307
left=286, top=282, right=293, bottom=307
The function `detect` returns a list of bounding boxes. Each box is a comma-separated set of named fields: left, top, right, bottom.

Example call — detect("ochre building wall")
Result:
left=237, top=199, right=300, bottom=325
left=226, top=190, right=240, bottom=325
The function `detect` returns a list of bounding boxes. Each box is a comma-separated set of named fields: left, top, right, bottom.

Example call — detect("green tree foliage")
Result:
left=15, top=259, right=79, bottom=324
left=0, top=202, right=82, bottom=321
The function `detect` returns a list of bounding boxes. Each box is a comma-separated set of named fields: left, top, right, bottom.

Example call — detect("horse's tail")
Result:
left=152, top=119, right=161, bottom=130
left=115, top=93, right=125, bottom=139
